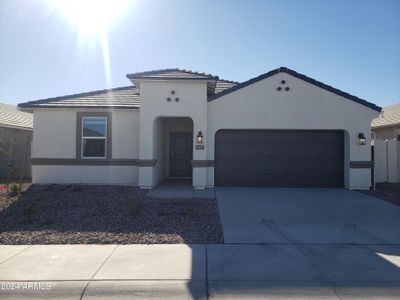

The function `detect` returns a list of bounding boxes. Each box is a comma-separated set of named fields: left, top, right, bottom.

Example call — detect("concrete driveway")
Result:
left=216, top=187, right=400, bottom=244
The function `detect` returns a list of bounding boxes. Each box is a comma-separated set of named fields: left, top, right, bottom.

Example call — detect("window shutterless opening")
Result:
left=81, top=117, right=107, bottom=159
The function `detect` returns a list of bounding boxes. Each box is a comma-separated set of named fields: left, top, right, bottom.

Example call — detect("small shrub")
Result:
left=23, top=204, right=36, bottom=216
left=10, top=184, right=19, bottom=193
left=72, top=185, right=82, bottom=192
left=45, top=185, right=54, bottom=191
left=40, top=218, right=53, bottom=226
left=182, top=206, right=197, bottom=217
left=127, top=196, right=139, bottom=213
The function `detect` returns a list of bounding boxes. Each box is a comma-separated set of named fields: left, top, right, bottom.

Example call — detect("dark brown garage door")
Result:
left=215, top=130, right=344, bottom=187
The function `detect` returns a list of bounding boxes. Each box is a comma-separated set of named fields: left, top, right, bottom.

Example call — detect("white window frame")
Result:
left=81, top=116, right=107, bottom=159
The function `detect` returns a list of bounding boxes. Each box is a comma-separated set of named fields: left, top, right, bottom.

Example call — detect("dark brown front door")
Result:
left=170, top=132, right=193, bottom=177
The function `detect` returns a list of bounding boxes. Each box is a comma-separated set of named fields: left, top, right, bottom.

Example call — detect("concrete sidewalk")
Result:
left=1, top=244, right=400, bottom=299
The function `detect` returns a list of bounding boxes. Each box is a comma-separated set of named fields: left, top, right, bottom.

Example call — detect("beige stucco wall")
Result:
left=152, top=117, right=164, bottom=186
left=33, top=165, right=138, bottom=185
left=33, top=109, right=76, bottom=158
left=137, top=80, right=208, bottom=188
left=32, top=108, right=140, bottom=185
left=112, top=110, right=140, bottom=159
left=207, top=73, right=379, bottom=189
left=30, top=73, right=379, bottom=189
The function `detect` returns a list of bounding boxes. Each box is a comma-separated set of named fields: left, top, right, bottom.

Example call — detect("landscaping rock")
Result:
left=0, top=184, right=223, bottom=244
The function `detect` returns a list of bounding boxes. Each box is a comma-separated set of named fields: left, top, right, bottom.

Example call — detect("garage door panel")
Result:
left=215, top=130, right=344, bottom=187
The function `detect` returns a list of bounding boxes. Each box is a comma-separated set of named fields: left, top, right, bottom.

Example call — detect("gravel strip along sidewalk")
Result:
left=0, top=184, right=223, bottom=244
left=356, top=183, right=400, bottom=207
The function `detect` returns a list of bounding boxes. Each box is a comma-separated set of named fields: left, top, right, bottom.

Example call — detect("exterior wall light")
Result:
left=196, top=131, right=204, bottom=144
left=358, top=133, right=366, bottom=145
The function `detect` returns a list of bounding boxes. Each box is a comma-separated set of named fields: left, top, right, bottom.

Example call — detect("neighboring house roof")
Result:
left=18, top=67, right=380, bottom=111
left=371, top=103, right=400, bottom=129
left=0, top=103, right=33, bottom=130
left=209, top=67, right=381, bottom=112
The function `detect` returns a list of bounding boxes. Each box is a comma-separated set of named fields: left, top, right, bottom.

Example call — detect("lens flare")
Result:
left=51, top=0, right=129, bottom=88
left=54, top=0, right=128, bottom=36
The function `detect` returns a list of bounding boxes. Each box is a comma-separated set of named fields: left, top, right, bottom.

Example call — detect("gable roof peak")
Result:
left=210, top=67, right=381, bottom=112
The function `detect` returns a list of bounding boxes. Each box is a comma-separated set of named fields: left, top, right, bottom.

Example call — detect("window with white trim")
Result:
left=81, top=117, right=107, bottom=158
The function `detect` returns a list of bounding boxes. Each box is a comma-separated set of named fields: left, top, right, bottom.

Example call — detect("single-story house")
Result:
left=18, top=67, right=381, bottom=189
left=371, top=103, right=400, bottom=140
left=0, top=103, right=33, bottom=179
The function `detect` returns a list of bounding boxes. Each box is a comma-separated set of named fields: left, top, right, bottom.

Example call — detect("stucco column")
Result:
left=192, top=116, right=207, bottom=189
left=138, top=116, right=154, bottom=188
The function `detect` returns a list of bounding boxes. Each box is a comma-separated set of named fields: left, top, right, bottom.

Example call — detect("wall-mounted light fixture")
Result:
left=196, top=131, right=204, bottom=144
left=358, top=133, right=366, bottom=145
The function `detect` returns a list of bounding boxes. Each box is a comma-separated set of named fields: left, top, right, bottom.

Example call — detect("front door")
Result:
left=170, top=132, right=193, bottom=177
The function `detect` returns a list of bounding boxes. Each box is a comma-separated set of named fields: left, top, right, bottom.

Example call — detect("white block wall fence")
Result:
left=374, top=140, right=400, bottom=183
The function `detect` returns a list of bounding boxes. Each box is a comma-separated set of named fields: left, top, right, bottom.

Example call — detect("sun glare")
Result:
left=50, top=0, right=130, bottom=89
left=54, top=0, right=128, bottom=36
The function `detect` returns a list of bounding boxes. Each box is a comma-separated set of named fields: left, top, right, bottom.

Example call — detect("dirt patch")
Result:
left=0, top=184, right=223, bottom=244
left=356, top=183, right=400, bottom=207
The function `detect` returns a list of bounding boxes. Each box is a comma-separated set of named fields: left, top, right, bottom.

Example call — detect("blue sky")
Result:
left=0, top=0, right=399, bottom=107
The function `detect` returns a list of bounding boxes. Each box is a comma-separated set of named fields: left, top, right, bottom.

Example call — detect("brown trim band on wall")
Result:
left=137, top=159, right=157, bottom=167
left=191, top=160, right=214, bottom=167
left=31, top=158, right=157, bottom=167
left=32, top=158, right=138, bottom=166
left=350, top=161, right=374, bottom=169
left=76, top=112, right=112, bottom=160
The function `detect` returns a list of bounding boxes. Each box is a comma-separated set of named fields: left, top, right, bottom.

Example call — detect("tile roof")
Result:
left=372, top=103, right=400, bottom=128
left=126, top=68, right=219, bottom=80
left=18, top=86, right=140, bottom=109
left=0, top=103, right=33, bottom=130
left=17, top=67, right=380, bottom=112
left=214, top=79, right=239, bottom=94
left=209, top=67, right=381, bottom=112
left=18, top=70, right=237, bottom=109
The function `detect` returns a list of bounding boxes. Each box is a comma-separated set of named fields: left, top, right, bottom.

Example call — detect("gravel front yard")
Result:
left=0, top=184, right=223, bottom=244
left=357, top=183, right=400, bottom=207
